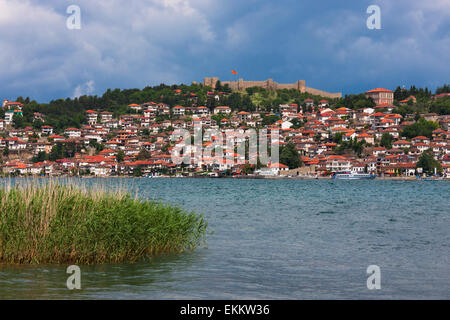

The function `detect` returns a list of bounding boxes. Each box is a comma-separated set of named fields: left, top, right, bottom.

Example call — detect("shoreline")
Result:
left=4, top=175, right=449, bottom=181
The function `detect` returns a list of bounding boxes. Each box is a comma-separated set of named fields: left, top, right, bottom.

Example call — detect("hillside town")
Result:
left=1, top=86, right=450, bottom=178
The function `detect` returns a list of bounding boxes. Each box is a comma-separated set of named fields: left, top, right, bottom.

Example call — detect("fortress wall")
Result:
left=305, top=87, right=342, bottom=99
left=277, top=84, right=298, bottom=90
left=204, top=77, right=339, bottom=98
left=221, top=80, right=275, bottom=91
left=277, top=80, right=306, bottom=91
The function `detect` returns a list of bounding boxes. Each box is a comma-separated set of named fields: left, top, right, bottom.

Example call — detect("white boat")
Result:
left=332, top=172, right=376, bottom=180
left=416, top=176, right=444, bottom=181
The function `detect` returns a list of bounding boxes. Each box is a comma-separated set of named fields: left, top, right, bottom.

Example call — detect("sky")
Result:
left=0, top=0, right=449, bottom=102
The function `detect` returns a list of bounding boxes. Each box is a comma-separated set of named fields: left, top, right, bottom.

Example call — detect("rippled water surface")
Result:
left=1, top=178, right=449, bottom=299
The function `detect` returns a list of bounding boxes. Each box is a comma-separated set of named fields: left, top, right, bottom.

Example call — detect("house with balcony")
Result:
left=41, top=125, right=53, bottom=135
left=173, top=106, right=186, bottom=116
left=365, top=88, right=394, bottom=105
left=214, top=106, right=232, bottom=114
left=65, top=128, right=82, bottom=138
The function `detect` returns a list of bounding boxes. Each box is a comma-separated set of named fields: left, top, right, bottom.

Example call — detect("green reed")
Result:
left=0, top=179, right=207, bottom=265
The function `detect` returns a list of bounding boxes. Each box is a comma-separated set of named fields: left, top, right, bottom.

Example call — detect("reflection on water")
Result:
left=0, top=178, right=449, bottom=299
left=0, top=251, right=205, bottom=299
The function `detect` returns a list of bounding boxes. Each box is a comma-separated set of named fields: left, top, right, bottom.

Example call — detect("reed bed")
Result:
left=0, top=179, right=207, bottom=265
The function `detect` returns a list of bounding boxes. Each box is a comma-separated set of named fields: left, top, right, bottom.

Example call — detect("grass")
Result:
left=0, top=179, right=207, bottom=265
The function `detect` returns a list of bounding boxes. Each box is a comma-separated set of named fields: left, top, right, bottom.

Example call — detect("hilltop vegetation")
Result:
left=9, top=83, right=450, bottom=134
left=7, top=83, right=362, bottom=133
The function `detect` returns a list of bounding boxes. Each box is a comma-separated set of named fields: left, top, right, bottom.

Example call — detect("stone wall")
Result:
left=280, top=165, right=317, bottom=176
left=304, top=87, right=342, bottom=99
left=204, top=77, right=341, bottom=98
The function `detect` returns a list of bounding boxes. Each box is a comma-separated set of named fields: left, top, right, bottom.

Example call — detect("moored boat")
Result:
left=416, top=176, right=444, bottom=181
left=332, top=172, right=377, bottom=180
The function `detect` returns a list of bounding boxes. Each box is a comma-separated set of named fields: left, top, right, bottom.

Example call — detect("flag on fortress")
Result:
left=231, top=70, right=238, bottom=74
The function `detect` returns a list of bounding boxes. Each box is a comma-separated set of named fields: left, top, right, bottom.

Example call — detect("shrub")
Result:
left=0, top=180, right=207, bottom=265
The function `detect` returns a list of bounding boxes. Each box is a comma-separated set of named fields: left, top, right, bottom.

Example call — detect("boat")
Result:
left=416, top=175, right=444, bottom=181
left=332, top=172, right=377, bottom=180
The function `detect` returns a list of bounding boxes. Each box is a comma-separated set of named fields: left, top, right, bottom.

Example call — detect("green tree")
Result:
left=279, top=142, right=302, bottom=169
left=242, top=164, right=255, bottom=174
left=401, top=118, right=439, bottom=139
left=222, top=83, right=232, bottom=93
left=64, top=141, right=82, bottom=158
left=32, top=151, right=48, bottom=163
left=215, top=80, right=223, bottom=92
left=133, top=167, right=143, bottom=177
left=333, top=132, right=344, bottom=144
left=291, top=118, right=303, bottom=129
left=416, top=150, right=442, bottom=175
left=335, top=139, right=365, bottom=157
left=12, top=114, right=25, bottom=129
left=380, top=133, right=394, bottom=149
left=116, top=150, right=125, bottom=163
left=49, top=143, right=65, bottom=161
left=261, top=114, right=280, bottom=126
left=430, top=96, right=450, bottom=115
left=436, top=84, right=450, bottom=94
left=89, top=140, right=104, bottom=153
left=136, top=149, right=151, bottom=160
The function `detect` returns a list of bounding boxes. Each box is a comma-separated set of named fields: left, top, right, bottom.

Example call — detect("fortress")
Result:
left=204, top=77, right=341, bottom=99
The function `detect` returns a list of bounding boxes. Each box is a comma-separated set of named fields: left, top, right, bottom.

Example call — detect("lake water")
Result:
left=0, top=178, right=449, bottom=299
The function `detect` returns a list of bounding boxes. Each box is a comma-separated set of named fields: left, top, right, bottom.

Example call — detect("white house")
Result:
left=41, top=125, right=53, bottom=135
left=64, top=128, right=81, bottom=138
left=4, top=111, right=14, bottom=125
left=214, top=106, right=232, bottom=114
left=255, top=163, right=289, bottom=176
left=173, top=106, right=186, bottom=116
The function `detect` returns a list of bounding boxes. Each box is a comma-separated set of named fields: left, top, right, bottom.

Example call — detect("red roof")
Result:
left=393, top=140, right=411, bottom=145
left=358, top=132, right=372, bottom=138
left=366, top=88, right=393, bottom=93
left=268, top=163, right=289, bottom=168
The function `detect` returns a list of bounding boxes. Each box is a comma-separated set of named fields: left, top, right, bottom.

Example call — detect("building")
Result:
left=4, top=110, right=14, bottom=125
left=214, top=106, right=232, bottom=114
left=237, top=111, right=251, bottom=123
left=173, top=106, right=186, bottom=116
left=86, top=110, right=98, bottom=125
left=100, top=111, right=113, bottom=123
left=365, top=88, right=394, bottom=105
left=325, top=155, right=352, bottom=172
left=2, top=100, right=23, bottom=110
left=41, top=125, right=53, bottom=135
left=255, top=163, right=289, bottom=176
left=399, top=96, right=417, bottom=105
left=65, top=128, right=82, bottom=138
